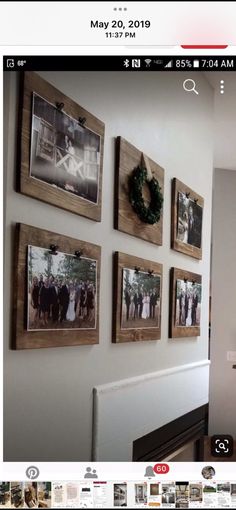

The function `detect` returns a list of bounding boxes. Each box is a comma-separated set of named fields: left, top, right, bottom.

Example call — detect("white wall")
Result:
left=209, top=168, right=236, bottom=438
left=4, top=71, right=213, bottom=461
left=93, top=360, right=210, bottom=461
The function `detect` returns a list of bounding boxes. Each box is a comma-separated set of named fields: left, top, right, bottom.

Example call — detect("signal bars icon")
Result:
left=165, top=60, right=173, bottom=68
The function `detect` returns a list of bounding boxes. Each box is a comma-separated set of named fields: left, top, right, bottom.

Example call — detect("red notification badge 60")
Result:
left=153, top=463, right=170, bottom=474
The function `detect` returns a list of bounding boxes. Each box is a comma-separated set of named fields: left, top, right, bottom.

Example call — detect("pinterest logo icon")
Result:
left=153, top=463, right=170, bottom=474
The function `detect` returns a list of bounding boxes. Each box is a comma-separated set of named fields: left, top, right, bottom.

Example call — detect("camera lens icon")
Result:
left=211, top=435, right=234, bottom=458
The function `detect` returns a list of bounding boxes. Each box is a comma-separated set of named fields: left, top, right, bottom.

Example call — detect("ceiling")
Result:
left=205, top=72, right=236, bottom=171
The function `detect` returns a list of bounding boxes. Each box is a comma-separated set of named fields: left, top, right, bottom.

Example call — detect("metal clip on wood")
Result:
left=134, top=266, right=140, bottom=274
left=55, top=102, right=64, bottom=111
left=75, top=250, right=83, bottom=259
left=185, top=192, right=190, bottom=199
left=78, top=117, right=86, bottom=127
left=148, top=269, right=154, bottom=277
left=49, top=244, right=58, bottom=255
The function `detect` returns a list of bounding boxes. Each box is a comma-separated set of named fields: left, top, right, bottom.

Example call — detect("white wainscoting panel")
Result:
left=92, top=360, right=210, bottom=461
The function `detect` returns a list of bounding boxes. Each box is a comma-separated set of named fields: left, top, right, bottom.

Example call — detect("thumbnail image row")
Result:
left=1, top=481, right=235, bottom=508
left=14, top=224, right=202, bottom=349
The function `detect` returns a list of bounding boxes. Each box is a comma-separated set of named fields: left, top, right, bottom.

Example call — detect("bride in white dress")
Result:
left=66, top=284, right=76, bottom=322
left=185, top=292, right=192, bottom=326
left=142, top=292, right=150, bottom=319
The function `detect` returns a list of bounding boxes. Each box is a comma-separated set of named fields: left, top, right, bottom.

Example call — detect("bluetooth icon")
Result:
left=123, top=59, right=130, bottom=68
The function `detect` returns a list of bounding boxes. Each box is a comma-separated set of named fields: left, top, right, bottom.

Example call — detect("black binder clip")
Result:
left=56, top=102, right=64, bottom=111
left=75, top=250, right=83, bottom=259
left=49, top=244, right=58, bottom=255
left=134, top=266, right=140, bottom=274
left=78, top=116, right=86, bottom=127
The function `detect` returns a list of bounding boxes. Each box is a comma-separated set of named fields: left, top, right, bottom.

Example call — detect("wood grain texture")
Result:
left=115, top=137, right=164, bottom=245
left=171, top=178, right=204, bottom=259
left=113, top=252, right=163, bottom=343
left=13, top=223, right=101, bottom=349
left=19, top=71, right=105, bottom=221
left=169, top=267, right=202, bottom=339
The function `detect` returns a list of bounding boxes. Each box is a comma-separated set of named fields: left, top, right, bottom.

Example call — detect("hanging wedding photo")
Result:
left=19, top=72, right=104, bottom=221
left=113, top=252, right=163, bottom=343
left=121, top=268, right=161, bottom=330
left=13, top=223, right=101, bottom=349
left=175, top=278, right=202, bottom=328
left=27, top=245, right=97, bottom=331
left=30, top=93, right=101, bottom=204
left=171, top=178, right=204, bottom=259
left=169, top=267, right=202, bottom=338
left=177, top=192, right=203, bottom=249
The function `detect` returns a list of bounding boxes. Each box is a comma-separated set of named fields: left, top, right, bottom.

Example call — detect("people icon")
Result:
left=84, top=467, right=98, bottom=479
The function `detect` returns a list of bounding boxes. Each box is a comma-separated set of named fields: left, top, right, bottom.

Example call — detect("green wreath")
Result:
left=129, top=166, right=163, bottom=225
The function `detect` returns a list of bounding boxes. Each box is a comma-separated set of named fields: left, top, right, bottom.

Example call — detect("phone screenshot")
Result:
left=1, top=2, right=236, bottom=508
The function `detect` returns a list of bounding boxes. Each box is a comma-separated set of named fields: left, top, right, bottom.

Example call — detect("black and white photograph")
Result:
left=121, top=268, right=161, bottom=329
left=113, top=484, right=127, bottom=507
left=27, top=245, right=97, bottom=331
left=30, top=93, right=101, bottom=204
left=177, top=192, right=203, bottom=249
left=134, top=483, right=147, bottom=505
left=175, top=278, right=202, bottom=328
left=162, top=483, right=175, bottom=505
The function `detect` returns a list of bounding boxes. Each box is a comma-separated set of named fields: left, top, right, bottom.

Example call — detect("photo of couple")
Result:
left=175, top=278, right=202, bottom=327
left=27, top=245, right=97, bottom=331
left=177, top=191, right=203, bottom=249
left=30, top=93, right=100, bottom=204
left=121, top=268, right=161, bottom=329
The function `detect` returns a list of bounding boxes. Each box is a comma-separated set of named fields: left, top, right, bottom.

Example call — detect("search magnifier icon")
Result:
left=183, top=79, right=199, bottom=95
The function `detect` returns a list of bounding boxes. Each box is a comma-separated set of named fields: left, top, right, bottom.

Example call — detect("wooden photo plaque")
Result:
left=13, top=223, right=101, bottom=349
left=169, top=267, right=202, bottom=338
left=18, top=71, right=105, bottom=221
left=115, top=137, right=164, bottom=245
left=113, top=252, right=163, bottom=343
left=171, top=178, right=204, bottom=259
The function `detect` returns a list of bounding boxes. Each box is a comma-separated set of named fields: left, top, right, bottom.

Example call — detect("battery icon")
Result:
left=193, top=59, right=200, bottom=68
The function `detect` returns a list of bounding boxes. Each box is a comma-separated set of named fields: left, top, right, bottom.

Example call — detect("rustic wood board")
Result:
left=13, top=223, right=101, bottom=349
left=113, top=252, right=163, bottom=343
left=171, top=178, right=204, bottom=259
left=19, top=71, right=105, bottom=221
left=169, top=267, right=202, bottom=338
left=115, top=137, right=164, bottom=245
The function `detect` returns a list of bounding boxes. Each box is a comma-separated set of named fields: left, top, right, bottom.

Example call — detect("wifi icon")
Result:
left=145, top=59, right=152, bottom=67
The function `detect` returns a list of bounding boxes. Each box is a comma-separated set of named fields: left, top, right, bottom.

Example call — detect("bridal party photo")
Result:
left=27, top=245, right=97, bottom=331
left=121, top=268, right=161, bottom=329
left=175, top=278, right=202, bottom=328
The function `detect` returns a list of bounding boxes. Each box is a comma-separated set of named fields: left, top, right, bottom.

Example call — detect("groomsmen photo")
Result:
left=121, top=268, right=161, bottom=330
